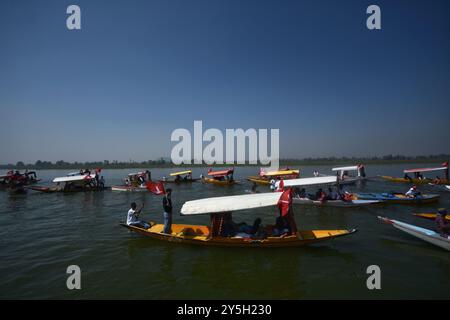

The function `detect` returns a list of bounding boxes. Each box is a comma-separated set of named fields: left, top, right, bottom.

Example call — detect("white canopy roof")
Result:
left=332, top=165, right=359, bottom=172
left=53, top=174, right=96, bottom=183
left=276, top=176, right=337, bottom=188
left=181, top=192, right=282, bottom=216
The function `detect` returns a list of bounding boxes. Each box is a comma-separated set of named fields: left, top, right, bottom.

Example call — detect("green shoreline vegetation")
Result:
left=1, top=154, right=449, bottom=170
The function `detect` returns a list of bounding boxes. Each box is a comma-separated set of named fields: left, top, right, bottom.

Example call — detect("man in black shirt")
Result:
left=163, top=188, right=173, bottom=234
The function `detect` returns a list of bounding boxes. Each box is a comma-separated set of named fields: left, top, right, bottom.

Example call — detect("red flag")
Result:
left=276, top=179, right=284, bottom=192
left=442, top=162, right=448, bottom=167
left=277, top=187, right=292, bottom=217
left=146, top=181, right=166, bottom=195
left=95, top=168, right=102, bottom=173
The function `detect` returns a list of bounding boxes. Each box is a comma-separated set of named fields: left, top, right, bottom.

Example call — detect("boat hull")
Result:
left=356, top=193, right=439, bottom=204
left=202, top=178, right=238, bottom=186
left=293, top=198, right=381, bottom=207
left=163, top=179, right=200, bottom=184
left=111, top=185, right=148, bottom=192
left=121, top=223, right=356, bottom=248
left=247, top=176, right=271, bottom=185
left=413, top=213, right=450, bottom=221
left=378, top=216, right=450, bottom=251
left=27, top=185, right=107, bottom=193
left=380, top=176, right=449, bottom=185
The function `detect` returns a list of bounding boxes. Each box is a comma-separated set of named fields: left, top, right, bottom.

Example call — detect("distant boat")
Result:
left=202, top=168, right=238, bottom=186
left=247, top=167, right=299, bottom=186
left=381, top=162, right=449, bottom=185
left=162, top=170, right=199, bottom=184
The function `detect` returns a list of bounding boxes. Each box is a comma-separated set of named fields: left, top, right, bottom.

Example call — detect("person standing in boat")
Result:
left=126, top=202, right=149, bottom=229
left=435, top=208, right=450, bottom=238
left=163, top=188, right=173, bottom=234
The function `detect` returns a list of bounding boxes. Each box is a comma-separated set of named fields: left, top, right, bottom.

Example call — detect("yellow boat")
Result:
left=202, top=177, right=238, bottom=185
left=121, top=222, right=355, bottom=247
left=247, top=168, right=300, bottom=186
left=203, top=168, right=237, bottom=186
left=381, top=162, right=449, bottom=185
left=413, top=213, right=450, bottom=221
left=121, top=192, right=356, bottom=248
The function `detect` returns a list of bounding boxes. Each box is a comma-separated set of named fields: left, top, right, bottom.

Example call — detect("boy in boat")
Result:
left=435, top=208, right=450, bottom=238
left=126, top=202, right=150, bottom=229
left=163, top=188, right=173, bottom=234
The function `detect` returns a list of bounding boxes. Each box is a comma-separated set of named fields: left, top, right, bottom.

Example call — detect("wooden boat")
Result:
left=276, top=176, right=382, bottom=207
left=163, top=170, right=199, bottom=184
left=202, top=168, right=238, bottom=185
left=27, top=173, right=105, bottom=193
left=378, top=216, right=450, bottom=251
left=111, top=185, right=147, bottom=192
left=121, top=192, right=356, bottom=247
left=293, top=198, right=381, bottom=207
left=331, top=164, right=367, bottom=185
left=0, top=171, right=40, bottom=190
left=355, top=192, right=439, bottom=204
left=381, top=162, right=449, bottom=185
left=111, top=171, right=151, bottom=192
left=247, top=168, right=299, bottom=185
left=413, top=213, right=450, bottom=221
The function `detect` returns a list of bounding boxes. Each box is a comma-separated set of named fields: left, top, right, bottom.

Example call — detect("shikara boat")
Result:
left=356, top=192, right=439, bottom=205
left=163, top=170, right=199, bottom=184
left=247, top=168, right=299, bottom=185
left=0, top=170, right=40, bottom=190
left=111, top=171, right=151, bottom=192
left=331, top=164, right=367, bottom=185
left=277, top=176, right=382, bottom=207
left=202, top=168, right=237, bottom=185
left=381, top=162, right=449, bottom=185
left=27, top=173, right=105, bottom=193
left=378, top=216, right=450, bottom=251
left=413, top=213, right=450, bottom=221
left=121, top=192, right=356, bottom=247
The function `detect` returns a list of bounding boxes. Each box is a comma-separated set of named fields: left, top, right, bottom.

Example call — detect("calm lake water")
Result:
left=0, top=164, right=449, bottom=299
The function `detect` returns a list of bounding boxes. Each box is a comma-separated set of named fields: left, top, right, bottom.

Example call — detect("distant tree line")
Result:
left=1, top=154, right=449, bottom=170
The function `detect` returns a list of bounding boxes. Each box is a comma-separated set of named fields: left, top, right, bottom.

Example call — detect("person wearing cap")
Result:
left=405, top=185, right=421, bottom=198
left=435, top=208, right=450, bottom=238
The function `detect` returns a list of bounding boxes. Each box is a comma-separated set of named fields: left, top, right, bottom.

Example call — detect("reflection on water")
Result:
left=0, top=164, right=449, bottom=299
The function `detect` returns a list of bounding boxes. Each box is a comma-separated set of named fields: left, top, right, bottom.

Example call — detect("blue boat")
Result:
left=355, top=192, right=439, bottom=205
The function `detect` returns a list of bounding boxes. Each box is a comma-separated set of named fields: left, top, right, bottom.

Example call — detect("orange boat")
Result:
left=202, top=168, right=238, bottom=185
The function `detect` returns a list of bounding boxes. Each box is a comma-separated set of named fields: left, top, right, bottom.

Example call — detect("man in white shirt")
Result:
left=405, top=185, right=420, bottom=198
left=126, top=202, right=150, bottom=229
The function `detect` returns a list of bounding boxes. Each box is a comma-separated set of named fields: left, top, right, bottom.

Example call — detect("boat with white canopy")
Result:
left=331, top=164, right=367, bottom=185
left=120, top=191, right=356, bottom=247
left=27, top=172, right=105, bottom=193
left=276, top=176, right=382, bottom=207
left=381, top=162, right=449, bottom=185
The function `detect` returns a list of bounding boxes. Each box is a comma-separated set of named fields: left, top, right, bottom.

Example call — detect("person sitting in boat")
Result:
left=272, top=216, right=290, bottom=237
left=126, top=202, right=150, bottom=229
left=183, top=175, right=188, bottom=181
left=327, top=187, right=338, bottom=200
left=315, top=188, right=326, bottom=202
left=313, top=170, right=319, bottom=177
left=174, top=174, right=181, bottom=183
left=237, top=218, right=262, bottom=235
left=405, top=185, right=421, bottom=198
left=222, top=213, right=238, bottom=237
left=403, top=173, right=412, bottom=181
left=342, top=191, right=353, bottom=202
left=435, top=208, right=450, bottom=238
left=432, top=176, right=442, bottom=185
left=251, top=182, right=258, bottom=193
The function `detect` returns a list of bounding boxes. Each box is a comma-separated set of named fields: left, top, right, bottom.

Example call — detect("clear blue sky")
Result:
left=1, top=0, right=449, bottom=163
